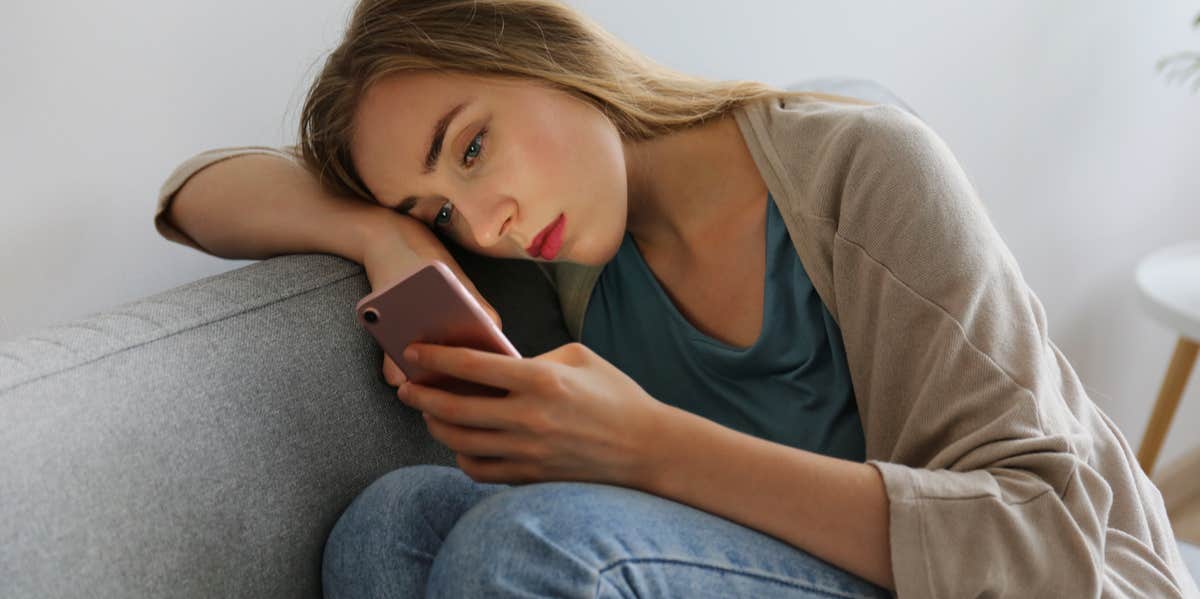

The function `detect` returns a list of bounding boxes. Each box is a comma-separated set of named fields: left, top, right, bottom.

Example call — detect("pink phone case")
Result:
left=354, top=260, right=520, bottom=396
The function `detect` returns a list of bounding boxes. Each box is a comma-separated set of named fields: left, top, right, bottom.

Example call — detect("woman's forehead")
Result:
left=351, top=73, right=550, bottom=196
left=359, top=71, right=532, bottom=116
left=350, top=75, right=466, bottom=197
left=356, top=72, right=472, bottom=141
left=352, top=72, right=529, bottom=152
left=353, top=76, right=500, bottom=205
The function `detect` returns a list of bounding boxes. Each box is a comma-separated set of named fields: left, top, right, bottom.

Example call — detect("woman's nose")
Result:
left=458, top=193, right=516, bottom=249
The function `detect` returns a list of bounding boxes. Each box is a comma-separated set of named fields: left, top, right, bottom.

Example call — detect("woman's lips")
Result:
left=540, top=214, right=566, bottom=260
left=526, top=214, right=566, bottom=260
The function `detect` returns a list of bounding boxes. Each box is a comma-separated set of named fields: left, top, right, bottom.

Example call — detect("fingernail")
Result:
left=403, top=346, right=419, bottom=362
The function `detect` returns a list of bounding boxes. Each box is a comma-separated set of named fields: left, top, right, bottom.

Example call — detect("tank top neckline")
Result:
left=622, top=193, right=776, bottom=355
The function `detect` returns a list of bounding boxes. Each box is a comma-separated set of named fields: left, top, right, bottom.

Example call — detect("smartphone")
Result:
left=354, top=260, right=520, bottom=397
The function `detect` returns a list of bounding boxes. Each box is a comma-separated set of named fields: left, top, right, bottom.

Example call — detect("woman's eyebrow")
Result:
left=392, top=100, right=470, bottom=214
left=422, top=101, right=468, bottom=175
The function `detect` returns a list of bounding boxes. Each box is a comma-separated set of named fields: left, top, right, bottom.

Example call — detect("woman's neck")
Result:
left=621, top=113, right=769, bottom=260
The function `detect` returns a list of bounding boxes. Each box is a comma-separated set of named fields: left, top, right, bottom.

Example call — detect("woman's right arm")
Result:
left=159, top=148, right=503, bottom=383
left=164, top=150, right=385, bottom=264
left=161, top=147, right=492, bottom=294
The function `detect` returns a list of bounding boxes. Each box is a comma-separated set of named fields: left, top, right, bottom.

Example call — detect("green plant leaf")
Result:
left=1156, top=13, right=1200, bottom=93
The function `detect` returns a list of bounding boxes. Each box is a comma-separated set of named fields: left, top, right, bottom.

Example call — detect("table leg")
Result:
left=1137, top=336, right=1199, bottom=475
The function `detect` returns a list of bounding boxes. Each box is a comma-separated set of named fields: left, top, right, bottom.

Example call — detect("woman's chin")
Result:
left=560, top=234, right=623, bottom=267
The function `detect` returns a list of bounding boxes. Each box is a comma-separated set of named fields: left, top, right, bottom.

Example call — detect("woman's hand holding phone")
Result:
left=396, top=341, right=672, bottom=489
left=360, top=215, right=502, bottom=386
left=356, top=218, right=669, bottom=489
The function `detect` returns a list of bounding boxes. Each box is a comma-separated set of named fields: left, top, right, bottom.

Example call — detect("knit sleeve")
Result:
left=828, top=106, right=1192, bottom=597
left=154, top=145, right=301, bottom=253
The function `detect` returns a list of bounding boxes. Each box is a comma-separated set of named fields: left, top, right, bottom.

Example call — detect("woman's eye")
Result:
left=462, top=128, right=486, bottom=168
left=434, top=201, right=454, bottom=228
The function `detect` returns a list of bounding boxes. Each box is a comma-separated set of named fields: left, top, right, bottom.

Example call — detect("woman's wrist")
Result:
left=356, top=209, right=465, bottom=290
left=354, top=207, right=426, bottom=262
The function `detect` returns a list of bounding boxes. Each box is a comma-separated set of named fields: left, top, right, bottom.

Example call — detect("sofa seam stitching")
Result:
left=0, top=267, right=365, bottom=394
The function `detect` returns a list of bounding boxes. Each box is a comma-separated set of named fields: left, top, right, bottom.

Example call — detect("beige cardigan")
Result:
left=154, top=97, right=1198, bottom=598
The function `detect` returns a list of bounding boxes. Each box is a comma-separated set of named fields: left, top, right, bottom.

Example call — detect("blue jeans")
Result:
left=322, top=465, right=892, bottom=598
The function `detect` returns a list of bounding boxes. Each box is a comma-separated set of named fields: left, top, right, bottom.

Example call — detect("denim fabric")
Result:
left=323, top=465, right=892, bottom=598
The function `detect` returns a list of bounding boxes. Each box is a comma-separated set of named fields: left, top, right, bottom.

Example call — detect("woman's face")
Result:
left=351, top=71, right=629, bottom=266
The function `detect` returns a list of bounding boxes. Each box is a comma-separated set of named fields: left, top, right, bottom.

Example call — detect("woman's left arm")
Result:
left=798, top=106, right=1191, bottom=598
left=636, top=402, right=896, bottom=590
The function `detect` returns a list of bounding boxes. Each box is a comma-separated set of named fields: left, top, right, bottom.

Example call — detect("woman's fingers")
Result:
left=425, top=414, right=535, bottom=461
left=406, top=343, right=539, bottom=392
left=401, top=381, right=520, bottom=431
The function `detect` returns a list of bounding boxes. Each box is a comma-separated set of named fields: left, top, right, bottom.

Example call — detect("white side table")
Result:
left=1135, top=240, right=1200, bottom=475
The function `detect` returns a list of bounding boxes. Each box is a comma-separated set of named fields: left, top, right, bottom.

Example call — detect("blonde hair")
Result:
left=299, top=0, right=788, bottom=202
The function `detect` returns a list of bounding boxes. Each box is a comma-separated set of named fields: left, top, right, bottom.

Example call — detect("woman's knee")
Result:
left=426, top=482, right=647, bottom=595
left=322, top=465, right=485, bottom=587
left=426, top=482, right=890, bottom=598
left=441, top=481, right=630, bottom=547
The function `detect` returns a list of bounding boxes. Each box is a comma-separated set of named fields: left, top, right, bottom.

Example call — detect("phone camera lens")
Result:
left=363, top=308, right=379, bottom=323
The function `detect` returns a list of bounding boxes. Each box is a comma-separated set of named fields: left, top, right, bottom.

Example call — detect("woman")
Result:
left=154, top=0, right=1197, bottom=597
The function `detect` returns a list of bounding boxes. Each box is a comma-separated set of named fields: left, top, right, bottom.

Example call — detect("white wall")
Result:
left=3, top=1, right=1198, bottom=468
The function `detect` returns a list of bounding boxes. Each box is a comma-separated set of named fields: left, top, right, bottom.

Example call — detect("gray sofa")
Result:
left=0, top=248, right=570, bottom=598
left=5, top=78, right=1197, bottom=598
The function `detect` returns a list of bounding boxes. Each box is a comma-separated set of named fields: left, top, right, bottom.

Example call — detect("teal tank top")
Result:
left=581, top=194, right=866, bottom=461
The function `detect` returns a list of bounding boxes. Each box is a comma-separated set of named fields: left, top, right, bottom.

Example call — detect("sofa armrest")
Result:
left=0, top=251, right=567, bottom=598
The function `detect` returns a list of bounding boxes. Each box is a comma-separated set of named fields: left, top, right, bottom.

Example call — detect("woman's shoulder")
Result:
left=738, top=92, right=944, bottom=186
left=734, top=90, right=963, bottom=252
left=744, top=91, right=924, bottom=141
